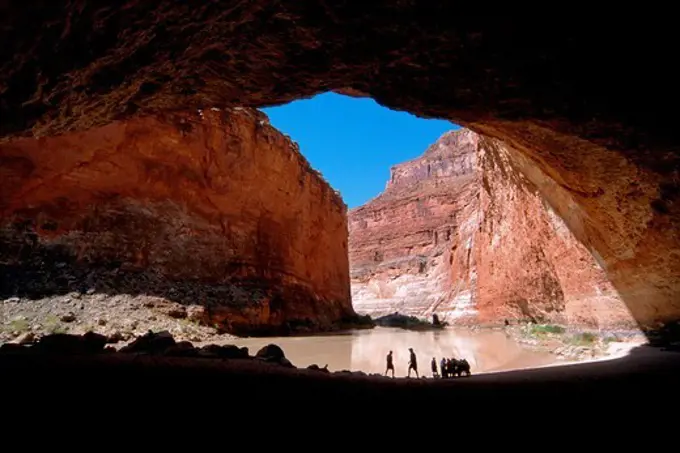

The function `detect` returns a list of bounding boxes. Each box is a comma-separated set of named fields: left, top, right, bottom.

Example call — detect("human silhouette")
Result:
left=385, top=350, right=395, bottom=377
left=440, top=357, right=448, bottom=379
left=407, top=348, right=419, bottom=378
left=431, top=356, right=438, bottom=378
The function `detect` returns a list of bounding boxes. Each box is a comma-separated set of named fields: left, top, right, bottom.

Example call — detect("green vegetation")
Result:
left=527, top=324, right=566, bottom=335
left=7, top=318, right=30, bottom=333
left=374, top=313, right=442, bottom=330
left=44, top=315, right=68, bottom=335
left=569, top=331, right=597, bottom=346
left=522, top=323, right=603, bottom=347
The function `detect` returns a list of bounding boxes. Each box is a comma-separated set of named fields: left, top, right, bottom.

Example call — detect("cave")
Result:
left=1, top=6, right=679, bottom=406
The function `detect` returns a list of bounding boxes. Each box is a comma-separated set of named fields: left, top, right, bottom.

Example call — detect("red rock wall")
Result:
left=0, top=108, right=354, bottom=335
left=349, top=129, right=637, bottom=329
left=349, top=130, right=479, bottom=318
left=473, top=137, right=635, bottom=328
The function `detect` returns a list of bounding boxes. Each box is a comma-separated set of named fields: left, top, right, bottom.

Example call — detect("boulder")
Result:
left=255, top=343, right=294, bottom=367
left=14, top=332, right=36, bottom=345
left=34, top=333, right=106, bottom=355
left=307, top=364, right=330, bottom=373
left=255, top=344, right=285, bottom=362
left=197, top=344, right=250, bottom=359
left=119, top=330, right=176, bottom=354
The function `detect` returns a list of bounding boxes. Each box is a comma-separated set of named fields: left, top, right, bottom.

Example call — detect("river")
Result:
left=230, top=326, right=560, bottom=376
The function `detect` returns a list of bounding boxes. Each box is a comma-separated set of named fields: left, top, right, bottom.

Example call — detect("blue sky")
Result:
left=260, top=92, right=459, bottom=209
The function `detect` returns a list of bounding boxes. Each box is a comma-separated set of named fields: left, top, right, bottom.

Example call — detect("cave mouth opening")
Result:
left=0, top=87, right=646, bottom=375
left=253, top=91, right=644, bottom=372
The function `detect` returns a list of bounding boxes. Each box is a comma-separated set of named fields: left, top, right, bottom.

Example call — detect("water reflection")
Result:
left=232, top=327, right=559, bottom=376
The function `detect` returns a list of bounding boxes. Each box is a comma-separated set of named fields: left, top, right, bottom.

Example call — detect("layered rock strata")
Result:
left=349, top=130, right=478, bottom=319
left=349, top=129, right=637, bottom=330
left=1, top=6, right=678, bottom=337
left=0, top=108, right=355, bottom=336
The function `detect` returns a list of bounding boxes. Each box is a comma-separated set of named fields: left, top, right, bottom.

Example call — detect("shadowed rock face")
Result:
left=472, top=135, right=636, bottom=328
left=350, top=129, right=637, bottom=330
left=0, top=107, right=354, bottom=336
left=0, top=6, right=678, bottom=335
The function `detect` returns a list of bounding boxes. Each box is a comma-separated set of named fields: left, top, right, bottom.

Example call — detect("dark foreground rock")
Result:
left=2, top=344, right=678, bottom=413
left=30, top=332, right=108, bottom=355
left=256, top=344, right=294, bottom=368
left=0, top=331, right=285, bottom=368
left=307, top=364, right=330, bottom=373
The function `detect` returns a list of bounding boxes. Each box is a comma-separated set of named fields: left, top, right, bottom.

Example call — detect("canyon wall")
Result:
left=349, top=130, right=479, bottom=319
left=349, top=129, right=637, bottom=329
left=0, top=108, right=355, bottom=335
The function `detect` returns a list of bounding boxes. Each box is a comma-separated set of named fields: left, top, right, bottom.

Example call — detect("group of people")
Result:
left=384, top=348, right=471, bottom=378
left=433, top=356, right=471, bottom=378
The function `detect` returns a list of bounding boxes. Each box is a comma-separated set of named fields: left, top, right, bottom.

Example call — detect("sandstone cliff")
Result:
left=349, top=129, right=637, bottom=330
left=349, top=130, right=478, bottom=319
left=0, top=108, right=355, bottom=336
left=2, top=5, right=679, bottom=340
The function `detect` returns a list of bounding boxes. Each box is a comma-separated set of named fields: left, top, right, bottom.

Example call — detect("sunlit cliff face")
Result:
left=0, top=5, right=678, bottom=339
left=349, top=129, right=638, bottom=330
left=0, top=108, right=354, bottom=336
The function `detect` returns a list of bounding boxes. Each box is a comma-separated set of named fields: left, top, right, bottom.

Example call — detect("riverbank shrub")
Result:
left=374, top=313, right=442, bottom=330
left=527, top=324, right=566, bottom=336
left=569, top=332, right=597, bottom=345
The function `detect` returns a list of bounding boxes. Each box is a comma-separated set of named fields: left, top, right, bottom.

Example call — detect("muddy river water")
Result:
left=230, top=326, right=560, bottom=376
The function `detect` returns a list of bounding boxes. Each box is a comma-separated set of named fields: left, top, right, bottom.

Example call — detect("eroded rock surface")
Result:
left=349, top=130, right=478, bottom=318
left=0, top=108, right=354, bottom=335
left=350, top=129, right=638, bottom=330
left=0, top=6, right=678, bottom=336
left=472, top=136, right=636, bottom=328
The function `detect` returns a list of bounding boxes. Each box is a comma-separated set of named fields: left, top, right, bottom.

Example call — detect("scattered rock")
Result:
left=15, top=332, right=35, bottom=345
left=61, top=313, right=76, bottom=323
left=0, top=293, right=239, bottom=348
left=106, top=331, right=125, bottom=343
left=166, top=306, right=187, bottom=319
left=186, top=305, right=206, bottom=322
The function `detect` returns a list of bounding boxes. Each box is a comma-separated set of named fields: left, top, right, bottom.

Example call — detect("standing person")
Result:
left=440, top=357, right=448, bottom=379
left=385, top=350, right=395, bottom=377
left=407, top=348, right=419, bottom=378
left=431, top=357, right=439, bottom=378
